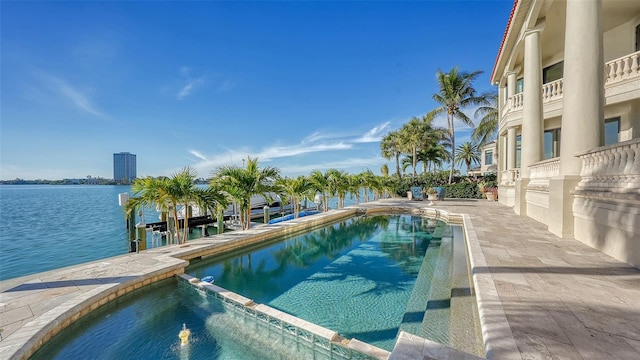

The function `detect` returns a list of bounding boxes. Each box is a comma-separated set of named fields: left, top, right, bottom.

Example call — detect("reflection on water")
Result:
left=187, top=215, right=448, bottom=350
left=32, top=215, right=453, bottom=358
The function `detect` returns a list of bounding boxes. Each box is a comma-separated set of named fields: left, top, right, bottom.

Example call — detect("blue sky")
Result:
left=1, top=1, right=512, bottom=180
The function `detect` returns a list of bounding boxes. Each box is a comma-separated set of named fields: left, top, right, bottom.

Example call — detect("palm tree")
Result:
left=427, top=67, right=487, bottom=183
left=348, top=173, right=362, bottom=205
left=472, top=90, right=499, bottom=145
left=276, top=175, right=312, bottom=218
left=399, top=117, right=425, bottom=178
left=358, top=169, right=376, bottom=202
left=128, top=167, right=218, bottom=244
left=401, top=154, right=416, bottom=175
left=423, top=143, right=450, bottom=173
left=380, top=131, right=403, bottom=179
left=380, top=164, right=389, bottom=178
left=328, top=169, right=350, bottom=209
left=212, top=157, right=281, bottom=230
left=454, top=141, right=481, bottom=175
left=309, top=169, right=331, bottom=212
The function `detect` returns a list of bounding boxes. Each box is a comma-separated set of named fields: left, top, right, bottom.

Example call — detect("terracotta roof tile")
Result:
left=491, top=0, right=519, bottom=83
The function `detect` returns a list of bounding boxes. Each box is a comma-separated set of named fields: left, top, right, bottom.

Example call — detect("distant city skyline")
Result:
left=0, top=1, right=512, bottom=180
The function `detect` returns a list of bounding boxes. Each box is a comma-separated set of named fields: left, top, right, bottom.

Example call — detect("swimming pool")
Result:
left=31, top=214, right=483, bottom=358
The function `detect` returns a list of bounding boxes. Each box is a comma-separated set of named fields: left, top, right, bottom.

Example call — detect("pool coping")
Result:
left=0, top=202, right=518, bottom=360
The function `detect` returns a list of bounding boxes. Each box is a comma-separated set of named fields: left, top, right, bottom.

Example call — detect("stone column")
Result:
left=507, top=71, right=517, bottom=98
left=521, top=28, right=544, bottom=179
left=515, top=28, right=544, bottom=216
left=549, top=0, right=603, bottom=238
left=507, top=127, right=517, bottom=171
left=559, top=0, right=603, bottom=175
left=495, top=134, right=507, bottom=184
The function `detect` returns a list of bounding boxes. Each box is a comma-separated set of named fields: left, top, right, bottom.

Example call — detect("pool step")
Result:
left=418, top=234, right=453, bottom=343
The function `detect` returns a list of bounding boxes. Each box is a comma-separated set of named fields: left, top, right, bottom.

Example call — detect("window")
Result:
left=516, top=78, right=524, bottom=94
left=485, top=150, right=493, bottom=165
left=636, top=24, right=640, bottom=52
left=605, top=117, right=620, bottom=145
left=543, top=62, right=563, bottom=83
left=544, top=128, right=561, bottom=159
left=516, top=135, right=521, bottom=168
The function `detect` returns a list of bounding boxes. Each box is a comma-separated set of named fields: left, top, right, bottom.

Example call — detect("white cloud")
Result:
left=177, top=76, right=205, bottom=100
left=353, top=122, right=391, bottom=143
left=189, top=150, right=208, bottom=161
left=279, top=156, right=384, bottom=174
left=30, top=70, right=105, bottom=116
left=176, top=66, right=206, bottom=100
left=186, top=123, right=397, bottom=177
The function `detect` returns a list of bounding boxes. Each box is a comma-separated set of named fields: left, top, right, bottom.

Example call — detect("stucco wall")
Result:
left=603, top=21, right=632, bottom=62
left=573, top=196, right=640, bottom=268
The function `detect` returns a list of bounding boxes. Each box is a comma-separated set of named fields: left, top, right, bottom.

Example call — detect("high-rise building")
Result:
left=113, top=152, right=137, bottom=183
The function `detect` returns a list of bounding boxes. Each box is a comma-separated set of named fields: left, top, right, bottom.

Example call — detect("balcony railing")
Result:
left=502, top=50, right=640, bottom=116
left=527, top=158, right=560, bottom=190
left=542, top=79, right=563, bottom=102
left=576, top=138, right=640, bottom=193
left=500, top=168, right=520, bottom=185
left=605, top=50, right=640, bottom=85
left=510, top=92, right=524, bottom=110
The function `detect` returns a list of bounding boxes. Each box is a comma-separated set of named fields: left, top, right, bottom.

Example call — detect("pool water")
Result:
left=32, top=214, right=480, bottom=359
left=187, top=214, right=458, bottom=351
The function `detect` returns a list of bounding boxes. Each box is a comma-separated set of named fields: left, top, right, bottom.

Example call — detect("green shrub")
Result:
left=442, top=182, right=483, bottom=199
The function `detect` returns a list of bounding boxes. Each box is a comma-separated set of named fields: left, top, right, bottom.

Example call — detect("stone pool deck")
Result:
left=1, top=199, right=639, bottom=359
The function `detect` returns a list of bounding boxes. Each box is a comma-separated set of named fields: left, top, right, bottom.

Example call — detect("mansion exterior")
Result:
left=491, top=0, right=640, bottom=267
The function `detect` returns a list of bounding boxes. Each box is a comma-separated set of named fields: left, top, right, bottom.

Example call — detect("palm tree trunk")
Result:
left=448, top=115, right=455, bottom=184
left=395, top=153, right=401, bottom=178
left=412, top=146, right=417, bottom=178
left=173, top=206, right=181, bottom=244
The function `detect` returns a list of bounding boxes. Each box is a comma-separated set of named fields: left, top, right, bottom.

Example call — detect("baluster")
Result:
left=632, top=146, right=640, bottom=190
left=631, top=54, right=639, bottom=76
left=622, top=147, right=634, bottom=191
left=615, top=59, right=624, bottom=80
left=584, top=154, right=592, bottom=188
left=613, top=150, right=624, bottom=189
left=622, top=57, right=631, bottom=78
left=606, top=63, right=614, bottom=83
left=595, top=152, right=605, bottom=188
left=559, top=81, right=563, bottom=96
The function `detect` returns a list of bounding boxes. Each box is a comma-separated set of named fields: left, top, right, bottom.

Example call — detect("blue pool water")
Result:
left=187, top=215, right=452, bottom=351
left=32, top=214, right=463, bottom=359
left=31, top=279, right=283, bottom=360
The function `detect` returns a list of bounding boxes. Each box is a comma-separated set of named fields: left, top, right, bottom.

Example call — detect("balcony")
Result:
left=605, top=51, right=640, bottom=86
left=501, top=50, right=640, bottom=118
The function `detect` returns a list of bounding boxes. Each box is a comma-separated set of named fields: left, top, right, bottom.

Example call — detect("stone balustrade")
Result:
left=577, top=138, right=640, bottom=193
left=605, top=50, right=640, bottom=85
left=509, top=93, right=524, bottom=111
left=527, top=158, right=560, bottom=190
left=501, top=51, right=639, bottom=119
left=500, top=168, right=520, bottom=185
left=542, top=79, right=563, bottom=102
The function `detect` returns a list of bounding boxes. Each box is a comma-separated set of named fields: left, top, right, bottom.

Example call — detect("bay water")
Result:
left=0, top=185, right=140, bottom=281
left=0, top=185, right=366, bottom=281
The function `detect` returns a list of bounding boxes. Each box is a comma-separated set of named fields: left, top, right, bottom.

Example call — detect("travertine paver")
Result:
left=1, top=199, right=639, bottom=360
left=370, top=199, right=640, bottom=360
